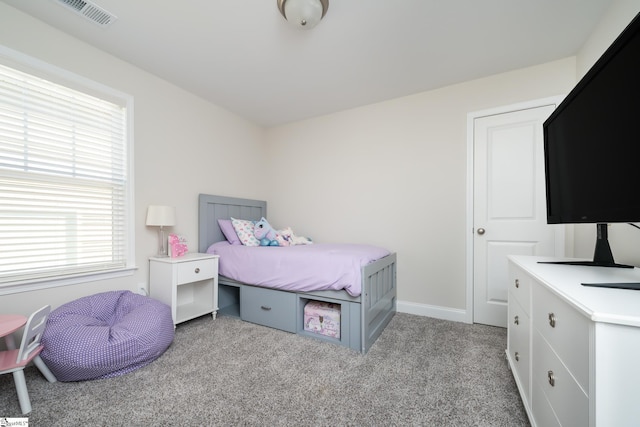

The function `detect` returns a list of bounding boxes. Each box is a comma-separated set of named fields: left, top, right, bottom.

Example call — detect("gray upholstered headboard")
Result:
left=198, top=194, right=267, bottom=253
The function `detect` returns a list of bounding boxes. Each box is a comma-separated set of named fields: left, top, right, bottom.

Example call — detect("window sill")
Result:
left=0, top=267, right=138, bottom=296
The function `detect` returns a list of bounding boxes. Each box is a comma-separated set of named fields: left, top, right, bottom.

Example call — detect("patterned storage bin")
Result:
left=304, top=300, right=340, bottom=339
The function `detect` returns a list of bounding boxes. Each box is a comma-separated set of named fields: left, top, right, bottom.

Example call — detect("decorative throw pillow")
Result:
left=218, top=219, right=241, bottom=245
left=230, top=217, right=260, bottom=247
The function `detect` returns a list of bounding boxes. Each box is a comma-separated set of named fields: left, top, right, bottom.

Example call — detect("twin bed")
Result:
left=197, top=194, right=397, bottom=353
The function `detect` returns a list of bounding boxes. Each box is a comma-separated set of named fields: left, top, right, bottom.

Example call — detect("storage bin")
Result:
left=304, top=300, right=340, bottom=339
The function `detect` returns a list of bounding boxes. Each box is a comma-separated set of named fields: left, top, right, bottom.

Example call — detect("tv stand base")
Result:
left=582, top=282, right=640, bottom=291
left=538, top=260, right=634, bottom=269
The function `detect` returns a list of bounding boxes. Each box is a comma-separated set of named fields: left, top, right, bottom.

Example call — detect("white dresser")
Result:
left=507, top=255, right=640, bottom=427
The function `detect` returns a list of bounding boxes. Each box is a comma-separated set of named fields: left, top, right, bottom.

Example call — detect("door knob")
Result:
left=477, top=228, right=485, bottom=235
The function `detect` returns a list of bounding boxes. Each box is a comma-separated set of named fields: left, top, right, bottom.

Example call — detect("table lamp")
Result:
left=146, top=205, right=176, bottom=257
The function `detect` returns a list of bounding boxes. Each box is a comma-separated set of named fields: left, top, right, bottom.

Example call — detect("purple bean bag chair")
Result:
left=40, top=290, right=174, bottom=382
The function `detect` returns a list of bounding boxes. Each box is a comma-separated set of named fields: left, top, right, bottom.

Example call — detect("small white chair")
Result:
left=0, top=305, right=57, bottom=414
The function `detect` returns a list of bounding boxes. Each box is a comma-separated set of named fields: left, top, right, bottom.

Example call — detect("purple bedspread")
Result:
left=206, top=242, right=390, bottom=297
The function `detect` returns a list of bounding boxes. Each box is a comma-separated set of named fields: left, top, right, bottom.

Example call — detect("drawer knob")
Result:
left=514, top=315, right=519, bottom=325
left=194, top=267, right=200, bottom=274
left=261, top=306, right=272, bottom=311
left=548, top=370, right=555, bottom=387
left=515, top=279, right=520, bottom=288
left=548, top=312, right=556, bottom=328
left=514, top=351, right=520, bottom=362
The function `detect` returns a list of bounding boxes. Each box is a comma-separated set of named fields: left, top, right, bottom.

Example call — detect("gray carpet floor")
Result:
left=1, top=312, right=529, bottom=426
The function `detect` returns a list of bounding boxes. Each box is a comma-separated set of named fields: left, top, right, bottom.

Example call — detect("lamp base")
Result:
left=157, top=226, right=169, bottom=257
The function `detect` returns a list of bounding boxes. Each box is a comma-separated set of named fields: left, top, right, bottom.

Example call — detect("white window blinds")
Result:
left=0, top=61, right=131, bottom=288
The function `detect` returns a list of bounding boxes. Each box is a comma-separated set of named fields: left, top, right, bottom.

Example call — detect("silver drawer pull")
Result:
left=194, top=267, right=200, bottom=274
left=261, top=306, right=272, bottom=311
left=514, top=351, right=520, bottom=362
left=514, top=315, right=519, bottom=325
left=548, top=312, right=556, bottom=328
left=548, top=370, right=555, bottom=387
left=515, top=279, right=520, bottom=288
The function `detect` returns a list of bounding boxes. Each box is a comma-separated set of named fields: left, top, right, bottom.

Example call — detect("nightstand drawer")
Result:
left=177, top=258, right=216, bottom=285
left=241, top=286, right=296, bottom=333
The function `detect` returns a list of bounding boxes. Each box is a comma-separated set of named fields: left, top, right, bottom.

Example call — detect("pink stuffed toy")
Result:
left=168, top=234, right=188, bottom=257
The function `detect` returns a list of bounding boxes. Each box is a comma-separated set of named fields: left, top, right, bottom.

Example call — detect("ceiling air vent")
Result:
left=54, top=0, right=117, bottom=27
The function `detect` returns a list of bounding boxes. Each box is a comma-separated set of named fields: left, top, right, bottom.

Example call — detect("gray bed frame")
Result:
left=198, top=194, right=397, bottom=353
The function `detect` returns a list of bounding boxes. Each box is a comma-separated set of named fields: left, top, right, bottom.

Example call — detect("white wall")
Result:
left=0, top=3, right=266, bottom=316
left=264, top=58, right=576, bottom=316
left=2, top=1, right=634, bottom=320
left=570, top=1, right=640, bottom=266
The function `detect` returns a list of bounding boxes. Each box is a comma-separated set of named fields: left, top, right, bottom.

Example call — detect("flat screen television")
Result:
left=543, top=11, right=640, bottom=270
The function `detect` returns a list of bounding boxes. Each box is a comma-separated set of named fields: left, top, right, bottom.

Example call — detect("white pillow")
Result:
left=230, top=217, right=260, bottom=247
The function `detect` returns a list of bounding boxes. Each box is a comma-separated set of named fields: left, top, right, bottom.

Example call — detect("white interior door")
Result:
left=472, top=103, right=563, bottom=327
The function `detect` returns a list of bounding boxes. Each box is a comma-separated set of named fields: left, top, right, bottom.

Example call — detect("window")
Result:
left=0, top=47, right=134, bottom=294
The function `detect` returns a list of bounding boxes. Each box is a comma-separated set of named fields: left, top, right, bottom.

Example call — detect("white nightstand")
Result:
left=149, top=253, right=219, bottom=326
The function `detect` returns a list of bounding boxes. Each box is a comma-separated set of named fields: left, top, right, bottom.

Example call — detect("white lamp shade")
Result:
left=146, top=205, right=176, bottom=227
left=284, top=0, right=324, bottom=29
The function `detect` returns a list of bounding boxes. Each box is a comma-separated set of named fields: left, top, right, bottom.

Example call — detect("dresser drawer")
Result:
left=531, top=377, right=561, bottom=427
left=509, top=264, right=531, bottom=315
left=532, top=282, right=589, bottom=392
left=176, top=258, right=217, bottom=285
left=532, top=330, right=588, bottom=427
left=241, top=286, right=296, bottom=333
left=508, top=294, right=530, bottom=402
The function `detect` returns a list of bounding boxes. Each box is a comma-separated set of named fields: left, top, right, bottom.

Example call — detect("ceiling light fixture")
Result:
left=277, top=0, right=329, bottom=30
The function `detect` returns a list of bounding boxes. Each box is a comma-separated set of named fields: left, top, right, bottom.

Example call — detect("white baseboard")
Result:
left=397, top=300, right=469, bottom=324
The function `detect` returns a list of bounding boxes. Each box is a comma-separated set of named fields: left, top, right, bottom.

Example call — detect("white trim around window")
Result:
left=0, top=45, right=136, bottom=295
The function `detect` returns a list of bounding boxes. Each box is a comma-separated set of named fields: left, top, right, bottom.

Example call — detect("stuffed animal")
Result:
left=254, top=217, right=279, bottom=246
left=290, top=233, right=313, bottom=245
left=275, top=227, right=293, bottom=247
left=279, top=226, right=313, bottom=246
left=168, top=234, right=188, bottom=257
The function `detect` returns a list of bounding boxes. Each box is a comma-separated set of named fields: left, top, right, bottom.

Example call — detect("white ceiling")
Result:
left=2, top=0, right=614, bottom=127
